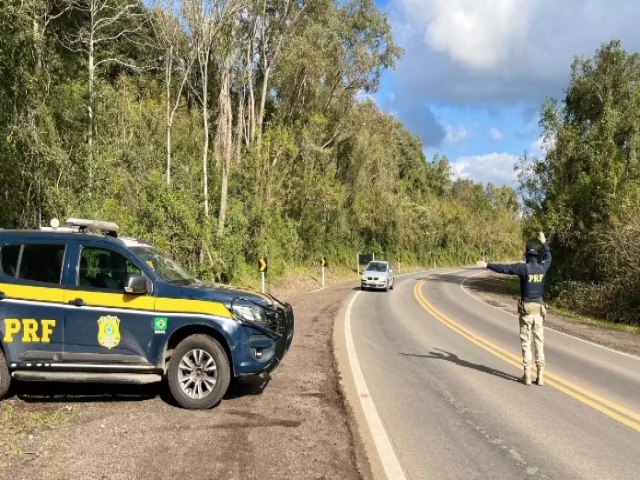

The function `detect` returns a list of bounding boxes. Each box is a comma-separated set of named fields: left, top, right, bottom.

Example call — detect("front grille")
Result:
left=262, top=303, right=294, bottom=338
left=265, top=309, right=280, bottom=332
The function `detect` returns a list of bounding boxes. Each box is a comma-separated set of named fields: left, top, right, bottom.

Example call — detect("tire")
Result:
left=0, top=348, right=10, bottom=400
left=361, top=286, right=366, bottom=291
left=167, top=334, right=231, bottom=410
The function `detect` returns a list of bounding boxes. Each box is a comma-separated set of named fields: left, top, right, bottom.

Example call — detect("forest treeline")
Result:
left=0, top=0, right=523, bottom=281
left=520, top=41, right=640, bottom=325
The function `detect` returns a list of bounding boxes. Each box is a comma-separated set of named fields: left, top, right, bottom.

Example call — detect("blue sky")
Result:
left=372, top=0, right=640, bottom=186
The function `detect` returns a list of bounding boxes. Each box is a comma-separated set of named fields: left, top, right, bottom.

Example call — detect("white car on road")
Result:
left=361, top=261, right=394, bottom=291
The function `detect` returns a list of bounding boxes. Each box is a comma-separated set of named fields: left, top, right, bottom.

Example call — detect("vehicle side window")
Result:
left=17, top=244, right=66, bottom=284
left=0, top=245, right=21, bottom=277
left=79, top=247, right=141, bottom=291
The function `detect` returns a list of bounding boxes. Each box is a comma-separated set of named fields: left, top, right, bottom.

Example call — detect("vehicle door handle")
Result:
left=69, top=298, right=85, bottom=307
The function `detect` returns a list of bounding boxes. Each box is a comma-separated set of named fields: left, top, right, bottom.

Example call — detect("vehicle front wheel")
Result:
left=167, top=334, right=231, bottom=409
left=0, top=348, right=10, bottom=400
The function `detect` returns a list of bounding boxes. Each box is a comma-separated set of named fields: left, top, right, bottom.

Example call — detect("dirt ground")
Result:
left=466, top=270, right=640, bottom=357
left=0, top=281, right=370, bottom=480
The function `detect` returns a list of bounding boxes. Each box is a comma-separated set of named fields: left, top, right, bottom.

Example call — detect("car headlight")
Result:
left=361, top=275, right=367, bottom=280
left=232, top=304, right=268, bottom=327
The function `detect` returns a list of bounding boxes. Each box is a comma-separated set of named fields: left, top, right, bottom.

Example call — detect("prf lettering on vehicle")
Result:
left=528, top=274, right=544, bottom=283
left=3, top=318, right=57, bottom=343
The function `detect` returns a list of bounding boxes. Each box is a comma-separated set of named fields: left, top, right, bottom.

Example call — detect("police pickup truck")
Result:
left=0, top=219, right=294, bottom=409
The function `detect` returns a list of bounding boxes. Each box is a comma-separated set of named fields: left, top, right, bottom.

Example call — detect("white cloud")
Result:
left=443, top=124, right=469, bottom=146
left=489, top=127, right=503, bottom=142
left=423, top=0, right=533, bottom=71
left=387, top=0, right=640, bottom=104
left=451, top=152, right=519, bottom=185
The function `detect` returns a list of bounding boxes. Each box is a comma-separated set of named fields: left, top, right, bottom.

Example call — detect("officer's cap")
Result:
left=525, top=244, right=539, bottom=257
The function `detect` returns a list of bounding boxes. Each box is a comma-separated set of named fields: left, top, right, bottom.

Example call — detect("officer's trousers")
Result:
left=519, top=302, right=545, bottom=369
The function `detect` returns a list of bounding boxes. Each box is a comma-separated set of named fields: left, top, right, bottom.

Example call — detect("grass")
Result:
left=0, top=401, right=77, bottom=463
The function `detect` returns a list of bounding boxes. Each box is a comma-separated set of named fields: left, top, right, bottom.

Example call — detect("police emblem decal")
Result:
left=97, top=315, right=121, bottom=349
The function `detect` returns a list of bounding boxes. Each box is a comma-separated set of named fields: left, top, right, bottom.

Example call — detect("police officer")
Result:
left=480, top=232, right=552, bottom=386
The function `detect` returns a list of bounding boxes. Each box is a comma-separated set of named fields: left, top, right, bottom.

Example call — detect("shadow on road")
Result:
left=400, top=348, right=520, bottom=382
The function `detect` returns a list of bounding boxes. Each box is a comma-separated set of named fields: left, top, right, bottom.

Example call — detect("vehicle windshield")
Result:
left=366, top=262, right=388, bottom=272
left=131, top=246, right=198, bottom=286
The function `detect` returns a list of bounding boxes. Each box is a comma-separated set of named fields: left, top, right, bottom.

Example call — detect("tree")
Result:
left=149, top=1, right=196, bottom=185
left=519, top=40, right=640, bottom=281
left=63, top=0, right=145, bottom=187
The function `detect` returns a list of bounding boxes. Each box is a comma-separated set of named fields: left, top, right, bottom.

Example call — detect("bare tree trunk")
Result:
left=256, top=65, right=271, bottom=148
left=165, top=46, right=173, bottom=184
left=88, top=26, right=95, bottom=189
left=202, top=54, right=210, bottom=218
left=246, top=42, right=256, bottom=143
left=235, top=87, right=244, bottom=164
left=217, top=65, right=232, bottom=236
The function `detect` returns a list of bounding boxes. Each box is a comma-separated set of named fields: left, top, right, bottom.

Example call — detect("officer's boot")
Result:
left=520, top=367, right=531, bottom=386
left=536, top=367, right=544, bottom=386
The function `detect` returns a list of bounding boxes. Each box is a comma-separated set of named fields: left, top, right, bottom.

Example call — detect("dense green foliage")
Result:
left=520, top=41, right=640, bottom=324
left=0, top=0, right=522, bottom=282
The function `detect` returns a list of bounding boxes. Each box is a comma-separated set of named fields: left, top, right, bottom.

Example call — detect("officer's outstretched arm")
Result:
left=486, top=262, right=523, bottom=276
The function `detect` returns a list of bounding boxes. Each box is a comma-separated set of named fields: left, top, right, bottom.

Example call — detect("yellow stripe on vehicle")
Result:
left=0, top=283, right=65, bottom=303
left=413, top=281, right=640, bottom=433
left=1, top=282, right=232, bottom=319
left=63, top=290, right=155, bottom=311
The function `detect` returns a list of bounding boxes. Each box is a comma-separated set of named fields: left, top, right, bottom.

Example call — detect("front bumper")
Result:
left=361, top=279, right=388, bottom=290
left=234, top=302, right=294, bottom=376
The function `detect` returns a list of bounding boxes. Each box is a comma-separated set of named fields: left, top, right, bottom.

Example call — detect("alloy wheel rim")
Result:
left=178, top=348, right=218, bottom=399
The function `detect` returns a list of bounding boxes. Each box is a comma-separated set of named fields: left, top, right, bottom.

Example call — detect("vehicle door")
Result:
left=0, top=242, right=66, bottom=365
left=62, top=243, right=156, bottom=366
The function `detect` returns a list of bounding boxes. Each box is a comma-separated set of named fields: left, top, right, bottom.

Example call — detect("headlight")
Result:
left=232, top=304, right=268, bottom=327
left=361, top=275, right=367, bottom=280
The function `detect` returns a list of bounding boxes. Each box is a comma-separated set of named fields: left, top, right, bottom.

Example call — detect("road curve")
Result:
left=339, top=269, right=640, bottom=480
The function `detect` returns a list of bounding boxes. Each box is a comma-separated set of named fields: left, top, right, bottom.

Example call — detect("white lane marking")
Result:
left=345, top=291, right=408, bottom=480
left=459, top=270, right=640, bottom=362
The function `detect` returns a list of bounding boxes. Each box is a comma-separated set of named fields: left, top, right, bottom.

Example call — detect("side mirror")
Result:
left=124, top=274, right=148, bottom=295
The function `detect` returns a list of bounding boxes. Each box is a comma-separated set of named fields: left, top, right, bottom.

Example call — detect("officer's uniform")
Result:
left=486, top=242, right=552, bottom=385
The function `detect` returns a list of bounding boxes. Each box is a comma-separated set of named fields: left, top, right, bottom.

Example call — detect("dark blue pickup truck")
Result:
left=0, top=219, right=294, bottom=409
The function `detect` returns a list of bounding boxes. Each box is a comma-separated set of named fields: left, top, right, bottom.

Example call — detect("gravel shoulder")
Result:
left=0, top=282, right=367, bottom=480
left=465, top=270, right=640, bottom=357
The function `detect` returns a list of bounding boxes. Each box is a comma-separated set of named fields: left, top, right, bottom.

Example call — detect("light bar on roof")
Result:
left=65, top=218, right=119, bottom=236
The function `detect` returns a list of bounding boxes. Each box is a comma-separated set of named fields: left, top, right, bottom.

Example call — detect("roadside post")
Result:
left=321, top=256, right=327, bottom=288
left=258, top=257, right=268, bottom=293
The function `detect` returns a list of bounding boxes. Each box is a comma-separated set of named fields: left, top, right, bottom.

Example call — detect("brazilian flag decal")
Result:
left=154, top=317, right=168, bottom=334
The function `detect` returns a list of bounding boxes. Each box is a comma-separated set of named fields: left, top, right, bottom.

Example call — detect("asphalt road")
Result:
left=346, top=269, right=640, bottom=480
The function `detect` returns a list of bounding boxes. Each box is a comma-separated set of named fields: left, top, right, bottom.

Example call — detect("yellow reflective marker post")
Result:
left=258, top=258, right=268, bottom=293
left=321, top=257, right=327, bottom=288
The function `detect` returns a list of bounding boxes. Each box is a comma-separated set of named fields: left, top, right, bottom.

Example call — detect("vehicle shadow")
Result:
left=13, top=381, right=161, bottom=403
left=11, top=373, right=272, bottom=406
left=400, top=348, right=520, bottom=382
left=224, top=373, right=272, bottom=400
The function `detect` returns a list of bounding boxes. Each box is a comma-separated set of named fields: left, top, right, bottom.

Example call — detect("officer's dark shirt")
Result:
left=487, top=244, right=552, bottom=303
